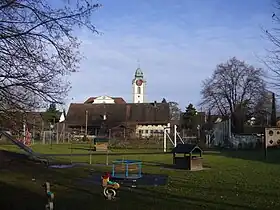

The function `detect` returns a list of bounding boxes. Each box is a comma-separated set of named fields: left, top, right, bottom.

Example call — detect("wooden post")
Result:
left=89, top=136, right=92, bottom=165
left=41, top=120, right=44, bottom=144
left=89, top=145, right=92, bottom=165
left=70, top=141, right=73, bottom=164
left=264, top=134, right=267, bottom=160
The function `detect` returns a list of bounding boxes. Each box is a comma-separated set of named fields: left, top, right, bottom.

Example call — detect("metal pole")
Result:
left=49, top=122, right=52, bottom=149
left=89, top=150, right=92, bottom=165
left=70, top=141, right=73, bottom=164
left=163, top=128, right=167, bottom=152
left=56, top=122, right=59, bottom=144
left=174, top=125, right=177, bottom=147
left=23, top=122, right=26, bottom=143
left=89, top=138, right=92, bottom=165
left=85, top=110, right=88, bottom=137
left=62, top=122, right=65, bottom=143
left=106, top=149, right=109, bottom=166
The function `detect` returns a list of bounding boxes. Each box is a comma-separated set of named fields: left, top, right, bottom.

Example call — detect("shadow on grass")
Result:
left=0, top=149, right=274, bottom=210
left=41, top=151, right=167, bottom=157
left=0, top=181, right=45, bottom=210
left=211, top=148, right=280, bottom=165
left=136, top=187, right=261, bottom=210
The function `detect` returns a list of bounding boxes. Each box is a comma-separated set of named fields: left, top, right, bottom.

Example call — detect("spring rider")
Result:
left=43, top=182, right=54, bottom=210
left=101, top=172, right=120, bottom=200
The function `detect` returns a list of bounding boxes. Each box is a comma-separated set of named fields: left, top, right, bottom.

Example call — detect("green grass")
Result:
left=1, top=144, right=280, bottom=209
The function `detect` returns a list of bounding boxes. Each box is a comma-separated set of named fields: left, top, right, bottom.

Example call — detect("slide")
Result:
left=0, top=131, right=48, bottom=164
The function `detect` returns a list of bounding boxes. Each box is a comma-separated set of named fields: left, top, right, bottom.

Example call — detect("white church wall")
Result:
left=133, top=82, right=145, bottom=103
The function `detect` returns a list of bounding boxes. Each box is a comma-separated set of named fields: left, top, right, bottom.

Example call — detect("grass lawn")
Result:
left=1, top=144, right=280, bottom=209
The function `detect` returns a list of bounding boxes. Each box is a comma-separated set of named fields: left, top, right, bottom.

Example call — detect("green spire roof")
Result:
left=135, top=67, right=143, bottom=79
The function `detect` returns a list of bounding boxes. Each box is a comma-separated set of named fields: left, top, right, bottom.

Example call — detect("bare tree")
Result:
left=264, top=1, right=280, bottom=90
left=200, top=57, right=266, bottom=117
left=0, top=0, right=101, bottom=127
left=168, top=101, right=181, bottom=121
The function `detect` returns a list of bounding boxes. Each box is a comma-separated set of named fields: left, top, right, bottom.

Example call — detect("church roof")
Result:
left=66, top=103, right=170, bottom=127
left=135, top=67, right=144, bottom=78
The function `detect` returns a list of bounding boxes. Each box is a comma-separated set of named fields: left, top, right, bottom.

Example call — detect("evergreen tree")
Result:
left=44, top=103, right=60, bottom=124
left=182, top=103, right=198, bottom=130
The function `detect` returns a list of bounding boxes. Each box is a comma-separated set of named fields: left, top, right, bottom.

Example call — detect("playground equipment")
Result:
left=93, top=136, right=109, bottom=151
left=0, top=131, right=49, bottom=165
left=163, top=124, right=184, bottom=152
left=43, top=182, right=54, bottom=210
left=101, top=172, right=120, bottom=200
left=112, top=159, right=142, bottom=179
left=19, top=128, right=31, bottom=146
left=172, top=144, right=203, bottom=171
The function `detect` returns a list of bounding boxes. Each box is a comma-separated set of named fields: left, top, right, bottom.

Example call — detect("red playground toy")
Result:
left=101, top=172, right=120, bottom=200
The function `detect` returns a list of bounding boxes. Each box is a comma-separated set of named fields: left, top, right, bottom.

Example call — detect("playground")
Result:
left=1, top=138, right=280, bottom=210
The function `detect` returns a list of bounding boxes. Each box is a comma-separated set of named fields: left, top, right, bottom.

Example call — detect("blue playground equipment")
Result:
left=111, top=159, right=142, bottom=179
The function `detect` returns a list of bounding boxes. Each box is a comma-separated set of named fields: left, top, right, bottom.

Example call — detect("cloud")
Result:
left=66, top=3, right=272, bottom=110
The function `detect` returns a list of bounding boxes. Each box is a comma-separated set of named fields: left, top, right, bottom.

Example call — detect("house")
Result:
left=65, top=102, right=170, bottom=138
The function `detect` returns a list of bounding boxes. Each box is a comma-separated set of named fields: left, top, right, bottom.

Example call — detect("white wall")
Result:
left=136, top=124, right=169, bottom=137
left=92, top=96, right=115, bottom=104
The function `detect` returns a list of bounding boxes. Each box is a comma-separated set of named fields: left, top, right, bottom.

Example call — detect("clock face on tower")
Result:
left=136, top=79, right=143, bottom=86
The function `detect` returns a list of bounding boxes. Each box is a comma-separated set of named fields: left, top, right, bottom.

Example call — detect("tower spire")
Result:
left=137, top=59, right=140, bottom=68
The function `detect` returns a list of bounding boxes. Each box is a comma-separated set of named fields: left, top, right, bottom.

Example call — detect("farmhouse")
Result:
left=66, top=102, right=170, bottom=138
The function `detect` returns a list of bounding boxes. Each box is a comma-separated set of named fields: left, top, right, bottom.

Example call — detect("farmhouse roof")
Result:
left=172, top=144, right=202, bottom=154
left=66, top=103, right=170, bottom=127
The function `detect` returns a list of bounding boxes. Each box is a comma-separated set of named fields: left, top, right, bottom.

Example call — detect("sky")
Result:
left=66, top=0, right=275, bottom=110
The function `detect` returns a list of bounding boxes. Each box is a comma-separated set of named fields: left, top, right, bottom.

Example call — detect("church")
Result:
left=66, top=67, right=170, bottom=138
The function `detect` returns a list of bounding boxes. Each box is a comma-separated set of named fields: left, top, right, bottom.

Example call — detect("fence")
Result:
left=209, top=118, right=263, bottom=149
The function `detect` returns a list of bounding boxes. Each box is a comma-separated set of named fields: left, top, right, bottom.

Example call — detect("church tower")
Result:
left=132, top=67, right=146, bottom=103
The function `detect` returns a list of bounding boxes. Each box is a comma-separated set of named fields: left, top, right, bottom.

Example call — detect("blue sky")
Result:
left=67, top=0, right=274, bottom=110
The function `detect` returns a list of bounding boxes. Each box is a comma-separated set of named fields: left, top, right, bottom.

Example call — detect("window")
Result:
left=145, top=130, right=149, bottom=134
left=137, top=87, right=141, bottom=94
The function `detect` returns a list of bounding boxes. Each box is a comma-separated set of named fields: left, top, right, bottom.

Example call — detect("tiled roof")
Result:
left=66, top=103, right=170, bottom=127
